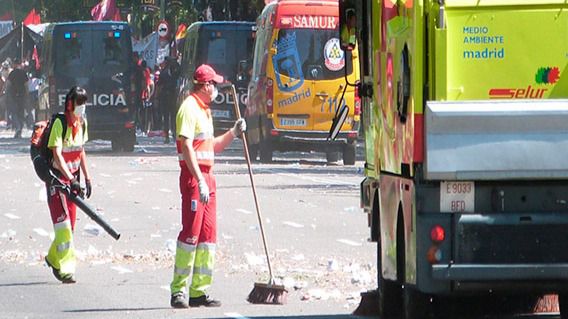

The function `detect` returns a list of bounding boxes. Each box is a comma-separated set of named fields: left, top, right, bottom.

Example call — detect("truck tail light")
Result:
left=430, top=225, right=445, bottom=243
left=427, top=246, right=442, bottom=264
left=266, top=78, right=274, bottom=114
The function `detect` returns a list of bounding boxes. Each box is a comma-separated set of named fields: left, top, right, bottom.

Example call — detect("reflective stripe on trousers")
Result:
left=46, top=220, right=76, bottom=275
left=170, top=241, right=216, bottom=297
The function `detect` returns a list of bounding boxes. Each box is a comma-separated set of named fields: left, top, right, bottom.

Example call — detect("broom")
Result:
left=225, top=84, right=288, bottom=305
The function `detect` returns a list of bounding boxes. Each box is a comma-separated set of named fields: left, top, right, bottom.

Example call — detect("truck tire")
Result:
left=245, top=135, right=259, bottom=161
left=377, top=198, right=403, bottom=318
left=326, top=151, right=340, bottom=163
left=259, top=136, right=273, bottom=163
left=560, top=293, right=568, bottom=319
left=111, top=138, right=122, bottom=152
left=122, top=139, right=135, bottom=152
left=404, top=286, right=434, bottom=319
left=379, top=272, right=402, bottom=317
left=343, top=142, right=356, bottom=165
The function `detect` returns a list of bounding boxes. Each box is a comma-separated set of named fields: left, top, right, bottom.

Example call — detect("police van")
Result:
left=39, top=21, right=136, bottom=151
left=178, top=21, right=256, bottom=135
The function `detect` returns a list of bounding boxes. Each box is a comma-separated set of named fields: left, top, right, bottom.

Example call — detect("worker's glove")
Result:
left=197, top=179, right=210, bottom=204
left=85, top=180, right=92, bottom=199
left=231, top=118, right=247, bottom=137
left=70, top=178, right=84, bottom=198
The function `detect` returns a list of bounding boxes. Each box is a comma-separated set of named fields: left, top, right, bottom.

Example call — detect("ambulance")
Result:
left=246, top=0, right=360, bottom=164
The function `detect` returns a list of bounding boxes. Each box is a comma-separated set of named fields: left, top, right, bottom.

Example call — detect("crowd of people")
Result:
left=0, top=52, right=180, bottom=142
left=0, top=57, right=40, bottom=138
left=132, top=52, right=181, bottom=144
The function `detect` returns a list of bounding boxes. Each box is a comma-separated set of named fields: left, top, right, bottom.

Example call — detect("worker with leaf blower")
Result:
left=42, top=86, right=92, bottom=284
left=170, top=64, right=246, bottom=309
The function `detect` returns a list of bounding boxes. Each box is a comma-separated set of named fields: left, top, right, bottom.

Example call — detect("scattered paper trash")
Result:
left=84, top=224, right=103, bottom=236
left=4, top=213, right=20, bottom=220
left=244, top=252, right=264, bottom=266
left=336, top=238, right=362, bottom=246
left=33, top=228, right=50, bottom=237
left=327, top=259, right=339, bottom=271
left=165, top=239, right=176, bottom=253
left=111, top=266, right=133, bottom=274
left=282, top=221, right=304, bottom=228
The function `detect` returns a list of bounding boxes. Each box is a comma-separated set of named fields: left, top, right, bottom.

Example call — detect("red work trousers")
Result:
left=46, top=183, right=77, bottom=231
left=178, top=167, right=217, bottom=245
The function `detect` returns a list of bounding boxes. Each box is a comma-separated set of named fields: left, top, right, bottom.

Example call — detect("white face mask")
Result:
left=74, top=104, right=86, bottom=117
left=210, top=85, right=219, bottom=102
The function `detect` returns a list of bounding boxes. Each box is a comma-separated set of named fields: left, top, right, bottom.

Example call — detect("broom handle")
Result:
left=229, top=85, right=275, bottom=280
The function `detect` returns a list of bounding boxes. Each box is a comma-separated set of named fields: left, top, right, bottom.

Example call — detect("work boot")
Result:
left=44, top=257, right=76, bottom=284
left=170, top=292, right=189, bottom=309
left=189, top=295, right=221, bottom=307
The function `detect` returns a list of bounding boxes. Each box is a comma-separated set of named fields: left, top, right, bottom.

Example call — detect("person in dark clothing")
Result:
left=132, top=53, right=145, bottom=130
left=157, top=57, right=180, bottom=144
left=6, top=58, right=29, bottom=138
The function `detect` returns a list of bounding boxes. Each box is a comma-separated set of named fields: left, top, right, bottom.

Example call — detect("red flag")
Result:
left=23, top=8, right=41, bottom=26
left=91, top=0, right=122, bottom=21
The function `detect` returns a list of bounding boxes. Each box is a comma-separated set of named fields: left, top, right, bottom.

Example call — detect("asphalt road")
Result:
left=0, top=127, right=562, bottom=319
left=0, top=128, right=375, bottom=319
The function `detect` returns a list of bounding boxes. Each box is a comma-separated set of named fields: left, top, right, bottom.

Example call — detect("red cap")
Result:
left=194, top=64, right=224, bottom=84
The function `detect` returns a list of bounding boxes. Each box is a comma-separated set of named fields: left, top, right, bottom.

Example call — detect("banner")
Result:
left=132, top=32, right=158, bottom=69
left=0, top=21, right=13, bottom=39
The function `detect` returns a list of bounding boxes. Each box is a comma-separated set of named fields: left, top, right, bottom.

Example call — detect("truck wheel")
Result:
left=111, top=139, right=122, bottom=152
left=326, top=151, right=340, bottom=163
left=259, top=137, right=273, bottom=163
left=560, top=293, right=568, bottom=319
left=122, top=140, right=135, bottom=152
left=404, top=286, right=434, bottom=319
left=245, top=136, right=259, bottom=161
left=379, top=273, right=402, bottom=317
left=343, top=142, right=356, bottom=165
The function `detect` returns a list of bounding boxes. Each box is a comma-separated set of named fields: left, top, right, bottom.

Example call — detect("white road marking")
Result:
left=225, top=312, right=251, bottom=319
left=277, top=172, right=357, bottom=186
left=111, top=266, right=133, bottom=274
left=283, top=221, right=304, bottom=228
left=336, top=239, right=362, bottom=246
left=33, top=228, right=50, bottom=237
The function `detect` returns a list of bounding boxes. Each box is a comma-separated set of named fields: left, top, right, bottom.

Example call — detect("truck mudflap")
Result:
left=424, top=99, right=568, bottom=180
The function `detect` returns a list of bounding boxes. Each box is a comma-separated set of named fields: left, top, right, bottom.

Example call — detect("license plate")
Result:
left=211, top=109, right=230, bottom=119
left=280, top=118, right=306, bottom=127
left=440, top=181, right=475, bottom=213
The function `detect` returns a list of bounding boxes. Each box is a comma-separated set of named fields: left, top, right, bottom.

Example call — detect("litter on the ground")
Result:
left=4, top=213, right=20, bottom=220
left=33, top=228, right=50, bottom=237
left=282, top=221, right=304, bottom=228
left=336, top=238, right=362, bottom=246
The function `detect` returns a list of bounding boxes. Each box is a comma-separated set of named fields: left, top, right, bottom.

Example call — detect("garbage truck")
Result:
left=331, top=0, right=568, bottom=318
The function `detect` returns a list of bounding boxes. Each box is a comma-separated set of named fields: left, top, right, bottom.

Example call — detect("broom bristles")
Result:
left=247, top=282, right=288, bottom=305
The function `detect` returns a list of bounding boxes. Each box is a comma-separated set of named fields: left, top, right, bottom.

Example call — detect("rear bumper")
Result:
left=267, top=129, right=358, bottom=152
left=432, top=263, right=568, bottom=281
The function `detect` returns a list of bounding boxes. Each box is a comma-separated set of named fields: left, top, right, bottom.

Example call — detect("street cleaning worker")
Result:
left=44, top=86, right=92, bottom=284
left=170, top=64, right=246, bottom=308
